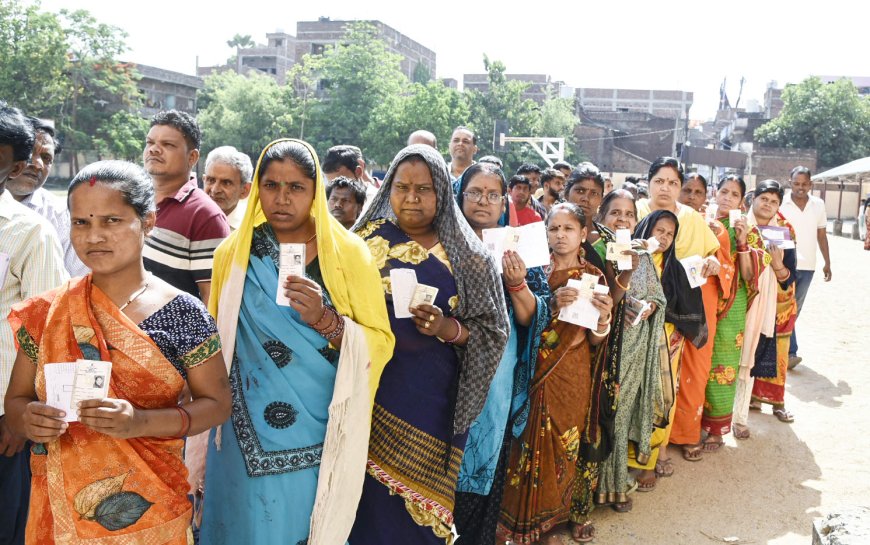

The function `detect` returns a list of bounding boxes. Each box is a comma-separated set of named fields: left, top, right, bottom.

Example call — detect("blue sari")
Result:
left=202, top=225, right=340, bottom=545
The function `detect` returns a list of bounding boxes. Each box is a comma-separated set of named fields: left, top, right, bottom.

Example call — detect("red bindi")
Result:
left=89, top=176, right=97, bottom=187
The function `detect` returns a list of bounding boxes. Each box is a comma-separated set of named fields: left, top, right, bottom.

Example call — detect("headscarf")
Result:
left=355, top=144, right=510, bottom=436
left=209, top=138, right=395, bottom=405
left=635, top=209, right=708, bottom=347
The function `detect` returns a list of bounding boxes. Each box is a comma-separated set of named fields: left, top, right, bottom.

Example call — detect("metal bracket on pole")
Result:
left=499, top=134, right=565, bottom=166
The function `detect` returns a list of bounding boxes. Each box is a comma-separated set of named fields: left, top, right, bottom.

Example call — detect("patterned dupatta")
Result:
left=10, top=276, right=193, bottom=545
left=716, top=215, right=770, bottom=320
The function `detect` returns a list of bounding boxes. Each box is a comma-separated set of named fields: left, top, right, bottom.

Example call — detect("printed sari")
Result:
left=702, top=217, right=769, bottom=435
left=9, top=275, right=221, bottom=545
left=751, top=212, right=798, bottom=407
left=497, top=258, right=603, bottom=544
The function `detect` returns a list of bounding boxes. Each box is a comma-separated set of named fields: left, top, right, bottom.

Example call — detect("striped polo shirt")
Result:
left=143, top=177, right=230, bottom=299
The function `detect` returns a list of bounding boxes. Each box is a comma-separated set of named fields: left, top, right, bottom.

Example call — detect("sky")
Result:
left=39, top=0, right=868, bottom=121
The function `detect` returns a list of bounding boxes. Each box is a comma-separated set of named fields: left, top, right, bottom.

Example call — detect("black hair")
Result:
left=508, top=174, right=531, bottom=190
left=594, top=188, right=637, bottom=224
left=564, top=162, right=604, bottom=195
left=326, top=175, right=366, bottom=205
left=648, top=156, right=684, bottom=184
left=684, top=172, right=707, bottom=188
left=546, top=202, right=586, bottom=228
left=552, top=160, right=572, bottom=171
left=26, top=116, right=63, bottom=155
left=478, top=155, right=504, bottom=169
left=459, top=162, right=507, bottom=195
left=790, top=165, right=812, bottom=180
left=451, top=126, right=477, bottom=145
left=257, top=141, right=317, bottom=181
left=516, top=163, right=542, bottom=176
left=150, top=110, right=201, bottom=150
left=624, top=175, right=639, bottom=184
left=541, top=168, right=565, bottom=186
left=755, top=179, right=784, bottom=202
left=322, top=145, right=363, bottom=174
left=622, top=181, right=639, bottom=198
left=0, top=105, right=35, bottom=162
left=717, top=174, right=747, bottom=197
left=68, top=160, right=156, bottom=220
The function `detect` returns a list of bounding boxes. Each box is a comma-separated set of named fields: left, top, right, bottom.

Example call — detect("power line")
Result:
left=575, top=127, right=682, bottom=143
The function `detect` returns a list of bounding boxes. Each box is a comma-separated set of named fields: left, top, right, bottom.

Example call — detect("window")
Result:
left=274, top=39, right=283, bottom=47
left=311, top=43, right=325, bottom=55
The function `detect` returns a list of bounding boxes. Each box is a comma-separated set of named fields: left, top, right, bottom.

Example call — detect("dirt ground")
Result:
left=556, top=235, right=870, bottom=545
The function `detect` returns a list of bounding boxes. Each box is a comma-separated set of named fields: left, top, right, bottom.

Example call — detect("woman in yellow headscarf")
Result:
left=200, top=139, right=394, bottom=545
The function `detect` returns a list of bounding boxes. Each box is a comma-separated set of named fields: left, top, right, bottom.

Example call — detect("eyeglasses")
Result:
left=463, top=191, right=504, bottom=204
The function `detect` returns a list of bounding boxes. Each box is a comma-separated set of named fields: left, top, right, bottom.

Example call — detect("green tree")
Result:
left=92, top=110, right=149, bottom=161
left=286, top=53, right=325, bottom=140
left=226, top=33, right=254, bottom=49
left=755, top=76, right=870, bottom=169
left=197, top=71, right=294, bottom=158
left=300, top=22, right=407, bottom=152
left=0, top=0, right=68, bottom=117
left=536, top=90, right=580, bottom=164
left=363, top=81, right=470, bottom=164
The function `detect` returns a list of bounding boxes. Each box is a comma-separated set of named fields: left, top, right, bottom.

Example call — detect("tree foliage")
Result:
left=197, top=71, right=293, bottom=159
left=755, top=76, right=870, bottom=168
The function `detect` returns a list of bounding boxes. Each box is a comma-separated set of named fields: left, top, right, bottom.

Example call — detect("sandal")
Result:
left=703, top=435, right=724, bottom=452
left=655, top=457, right=674, bottom=478
left=612, top=498, right=633, bottom=512
left=773, top=408, right=794, bottom=423
left=749, top=401, right=762, bottom=411
left=570, top=520, right=596, bottom=543
left=733, top=424, right=750, bottom=440
left=682, top=443, right=703, bottom=462
left=636, top=473, right=657, bottom=492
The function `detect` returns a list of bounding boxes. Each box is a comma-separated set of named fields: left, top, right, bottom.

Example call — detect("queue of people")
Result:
left=0, top=107, right=835, bottom=545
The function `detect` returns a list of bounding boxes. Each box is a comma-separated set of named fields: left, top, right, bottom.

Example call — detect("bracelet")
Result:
left=173, top=406, right=191, bottom=439
left=736, top=244, right=749, bottom=252
left=613, top=275, right=630, bottom=291
left=507, top=280, right=527, bottom=292
left=591, top=323, right=611, bottom=337
left=444, top=318, right=463, bottom=344
left=314, top=307, right=338, bottom=333
left=308, top=306, right=331, bottom=329
left=324, top=314, right=345, bottom=341
left=737, top=250, right=750, bottom=255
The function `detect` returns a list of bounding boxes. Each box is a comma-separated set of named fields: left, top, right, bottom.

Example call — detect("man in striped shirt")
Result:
left=142, top=111, right=230, bottom=304
left=1, top=104, right=68, bottom=545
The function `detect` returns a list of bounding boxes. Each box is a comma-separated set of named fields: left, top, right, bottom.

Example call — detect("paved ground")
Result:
left=556, top=234, right=869, bottom=545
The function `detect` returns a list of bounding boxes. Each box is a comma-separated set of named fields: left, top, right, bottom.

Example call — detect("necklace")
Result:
left=305, top=232, right=317, bottom=244
left=118, top=276, right=150, bottom=311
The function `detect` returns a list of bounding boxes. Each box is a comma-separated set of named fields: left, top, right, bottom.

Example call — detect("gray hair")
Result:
left=205, top=146, right=253, bottom=184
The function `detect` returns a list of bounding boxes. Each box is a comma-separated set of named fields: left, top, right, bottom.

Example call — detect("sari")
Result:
left=350, top=145, right=509, bottom=545
left=596, top=251, right=668, bottom=504
left=9, top=275, right=221, bottom=545
left=497, top=257, right=604, bottom=544
left=203, top=139, right=394, bottom=545
left=701, top=216, right=769, bottom=436
left=751, top=212, right=798, bottom=407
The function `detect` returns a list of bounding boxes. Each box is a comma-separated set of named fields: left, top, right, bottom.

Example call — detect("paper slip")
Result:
left=705, top=204, right=719, bottom=222
left=606, top=228, right=633, bottom=270
left=729, top=208, right=742, bottom=224
left=643, top=236, right=660, bottom=254
left=482, top=222, right=550, bottom=274
left=626, top=297, right=653, bottom=327
left=276, top=243, right=306, bottom=306
left=0, top=252, right=10, bottom=287
left=679, top=255, right=707, bottom=288
left=410, top=283, right=439, bottom=309
left=390, top=268, right=418, bottom=319
left=558, top=276, right=609, bottom=329
left=759, top=226, right=796, bottom=250
left=44, top=360, right=112, bottom=422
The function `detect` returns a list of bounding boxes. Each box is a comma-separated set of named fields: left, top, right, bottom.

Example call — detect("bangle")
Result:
left=614, top=275, right=630, bottom=291
left=324, top=314, right=345, bottom=341
left=507, top=280, right=527, bottom=292
left=308, top=306, right=330, bottom=329
left=173, top=406, right=191, bottom=438
left=444, top=318, right=463, bottom=344
left=737, top=250, right=750, bottom=255
left=736, top=244, right=749, bottom=252
left=591, top=323, right=611, bottom=337
left=314, top=307, right=338, bottom=333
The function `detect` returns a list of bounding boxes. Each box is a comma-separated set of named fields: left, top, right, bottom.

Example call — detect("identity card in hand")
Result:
left=44, top=360, right=112, bottom=422
left=390, top=268, right=418, bottom=319
left=482, top=222, right=550, bottom=274
left=626, top=296, right=652, bottom=327
left=679, top=255, right=706, bottom=288
left=410, top=284, right=439, bottom=309
left=605, top=228, right=633, bottom=270
left=276, top=243, right=306, bottom=306
left=759, top=226, right=795, bottom=250
left=558, top=274, right=609, bottom=329
left=71, top=360, right=112, bottom=409
left=729, top=209, right=742, bottom=224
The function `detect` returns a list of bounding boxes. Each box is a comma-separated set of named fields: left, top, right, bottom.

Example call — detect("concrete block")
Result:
left=813, top=507, right=870, bottom=545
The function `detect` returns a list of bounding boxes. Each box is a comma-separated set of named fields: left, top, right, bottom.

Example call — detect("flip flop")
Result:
left=636, top=474, right=657, bottom=492
left=682, top=443, right=704, bottom=462
left=569, top=521, right=596, bottom=543
left=773, top=409, right=795, bottom=423
left=655, top=457, right=674, bottom=478
left=749, top=401, right=762, bottom=411
left=703, top=436, right=724, bottom=452
left=733, top=424, right=751, bottom=440
left=612, top=498, right=633, bottom=512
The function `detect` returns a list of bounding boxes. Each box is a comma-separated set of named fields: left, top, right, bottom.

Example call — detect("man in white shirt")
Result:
left=6, top=118, right=88, bottom=276
left=202, top=146, right=253, bottom=231
left=779, top=166, right=832, bottom=368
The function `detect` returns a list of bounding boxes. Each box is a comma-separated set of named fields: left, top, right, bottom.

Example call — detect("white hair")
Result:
left=204, top=146, right=253, bottom=184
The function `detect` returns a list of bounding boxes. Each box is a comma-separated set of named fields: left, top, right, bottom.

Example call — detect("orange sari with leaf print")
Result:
left=9, top=276, right=193, bottom=545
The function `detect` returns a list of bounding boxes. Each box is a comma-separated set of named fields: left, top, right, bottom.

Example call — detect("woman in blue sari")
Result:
left=201, top=139, right=394, bottom=545
left=452, top=163, right=551, bottom=545
left=349, top=145, right=509, bottom=544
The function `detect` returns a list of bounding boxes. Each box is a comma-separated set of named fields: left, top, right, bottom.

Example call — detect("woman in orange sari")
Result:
left=4, top=161, right=231, bottom=544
